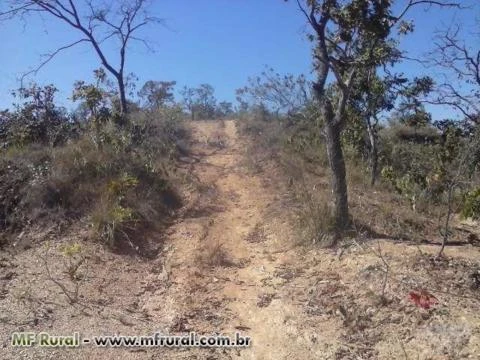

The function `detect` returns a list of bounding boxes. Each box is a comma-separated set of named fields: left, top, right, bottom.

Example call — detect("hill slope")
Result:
left=1, top=119, right=479, bottom=359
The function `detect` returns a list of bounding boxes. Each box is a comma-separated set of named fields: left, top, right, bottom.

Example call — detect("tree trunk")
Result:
left=324, top=118, right=350, bottom=231
left=366, top=119, right=378, bottom=186
left=438, top=181, right=455, bottom=258
left=117, top=75, right=127, bottom=116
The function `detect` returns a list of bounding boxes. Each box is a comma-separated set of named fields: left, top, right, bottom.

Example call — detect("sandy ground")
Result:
left=0, top=119, right=479, bottom=359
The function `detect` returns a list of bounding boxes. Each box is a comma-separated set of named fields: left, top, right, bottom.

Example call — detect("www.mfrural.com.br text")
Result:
left=11, top=331, right=251, bottom=348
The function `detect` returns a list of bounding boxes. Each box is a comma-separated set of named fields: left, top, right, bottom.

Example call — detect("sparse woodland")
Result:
left=0, top=1, right=479, bottom=359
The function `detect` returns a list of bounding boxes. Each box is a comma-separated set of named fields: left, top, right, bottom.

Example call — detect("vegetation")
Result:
left=286, top=0, right=462, bottom=236
left=235, top=0, right=480, bottom=251
left=0, top=76, right=185, bottom=252
left=0, top=0, right=477, bottom=254
left=180, top=84, right=234, bottom=120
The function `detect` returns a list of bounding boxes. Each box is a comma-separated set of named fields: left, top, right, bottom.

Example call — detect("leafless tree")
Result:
left=0, top=0, right=162, bottom=118
left=428, top=20, right=480, bottom=123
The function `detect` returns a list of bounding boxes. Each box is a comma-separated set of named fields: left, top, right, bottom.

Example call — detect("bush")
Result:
left=0, top=107, right=185, bottom=250
left=0, top=84, right=78, bottom=149
left=461, top=188, right=480, bottom=220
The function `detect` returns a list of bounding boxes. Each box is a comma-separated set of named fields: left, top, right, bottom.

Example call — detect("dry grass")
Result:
left=195, top=241, right=236, bottom=268
left=237, top=114, right=479, bottom=248
left=0, top=111, right=186, bottom=251
left=292, top=180, right=337, bottom=246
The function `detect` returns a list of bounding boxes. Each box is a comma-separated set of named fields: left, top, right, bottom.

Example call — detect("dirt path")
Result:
left=143, top=119, right=329, bottom=359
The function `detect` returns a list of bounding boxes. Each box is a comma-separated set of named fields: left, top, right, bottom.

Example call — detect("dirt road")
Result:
left=145, top=119, right=330, bottom=359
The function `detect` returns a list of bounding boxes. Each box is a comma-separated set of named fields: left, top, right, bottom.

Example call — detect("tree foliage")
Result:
left=290, top=0, right=460, bottom=234
left=0, top=83, right=76, bottom=148
left=180, top=84, right=217, bottom=120
left=236, top=67, right=311, bottom=116
left=138, top=80, right=176, bottom=110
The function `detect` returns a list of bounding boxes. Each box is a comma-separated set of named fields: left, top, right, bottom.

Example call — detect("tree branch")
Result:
left=20, top=38, right=89, bottom=84
left=394, top=0, right=462, bottom=23
left=2, top=0, right=160, bottom=115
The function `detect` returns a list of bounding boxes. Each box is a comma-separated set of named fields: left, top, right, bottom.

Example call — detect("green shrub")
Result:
left=461, top=188, right=480, bottom=220
left=91, top=203, right=135, bottom=247
left=0, top=84, right=78, bottom=149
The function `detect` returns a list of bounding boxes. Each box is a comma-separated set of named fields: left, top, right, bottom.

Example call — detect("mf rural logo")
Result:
left=11, top=332, right=81, bottom=347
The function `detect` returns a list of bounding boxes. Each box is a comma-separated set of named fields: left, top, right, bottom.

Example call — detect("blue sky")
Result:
left=0, top=0, right=477, bottom=120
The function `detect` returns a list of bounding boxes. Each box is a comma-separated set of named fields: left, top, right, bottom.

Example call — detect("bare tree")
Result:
left=0, top=0, right=161, bottom=118
left=428, top=20, right=480, bottom=123
left=236, top=67, right=311, bottom=117
left=292, top=0, right=460, bottom=236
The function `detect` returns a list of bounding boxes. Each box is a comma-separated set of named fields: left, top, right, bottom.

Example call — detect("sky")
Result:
left=0, top=0, right=478, bottom=120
